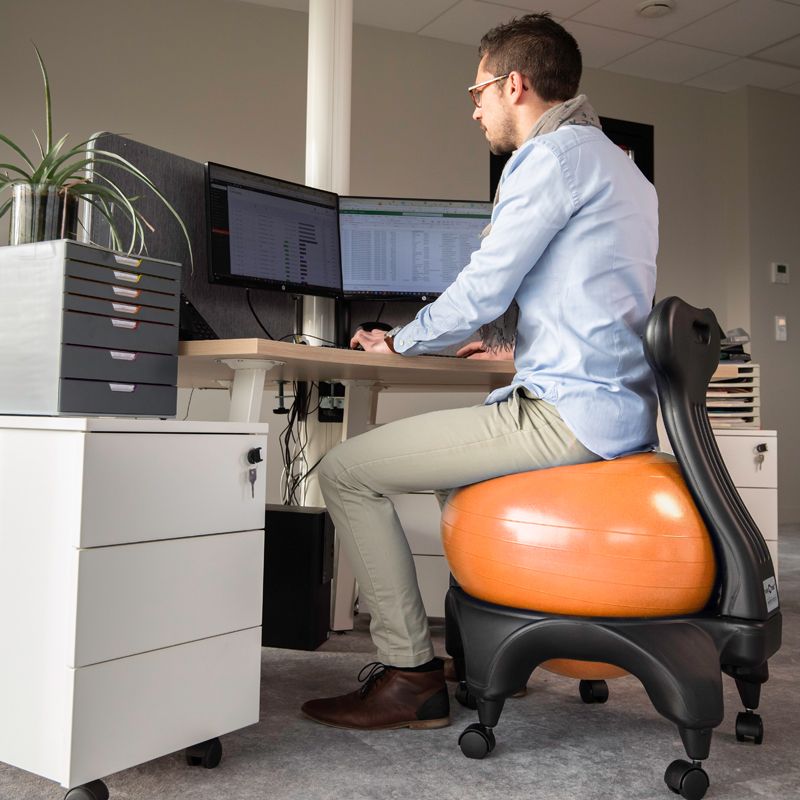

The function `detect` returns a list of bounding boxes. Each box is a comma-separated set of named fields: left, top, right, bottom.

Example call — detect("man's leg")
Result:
left=302, top=392, right=598, bottom=730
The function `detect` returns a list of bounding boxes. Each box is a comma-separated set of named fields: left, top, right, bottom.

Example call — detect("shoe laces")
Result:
left=357, top=661, right=390, bottom=698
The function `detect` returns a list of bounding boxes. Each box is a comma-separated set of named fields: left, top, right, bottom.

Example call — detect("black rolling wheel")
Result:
left=664, top=759, right=709, bottom=800
left=735, top=711, right=764, bottom=744
left=64, top=779, right=109, bottom=800
left=458, top=723, right=496, bottom=759
left=455, top=681, right=479, bottom=710
left=185, top=737, right=223, bottom=769
left=579, top=679, right=609, bottom=704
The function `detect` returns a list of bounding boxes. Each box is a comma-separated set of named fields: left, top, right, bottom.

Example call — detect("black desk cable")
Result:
left=245, top=288, right=275, bottom=340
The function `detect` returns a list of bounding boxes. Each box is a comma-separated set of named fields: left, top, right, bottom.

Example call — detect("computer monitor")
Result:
left=339, top=197, right=493, bottom=301
left=207, top=162, right=342, bottom=298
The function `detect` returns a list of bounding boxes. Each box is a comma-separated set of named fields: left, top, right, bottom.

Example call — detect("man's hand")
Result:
left=456, top=341, right=514, bottom=360
left=350, top=328, right=392, bottom=354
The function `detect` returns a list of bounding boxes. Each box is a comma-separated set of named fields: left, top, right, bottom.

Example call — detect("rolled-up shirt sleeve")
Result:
left=391, top=141, right=577, bottom=355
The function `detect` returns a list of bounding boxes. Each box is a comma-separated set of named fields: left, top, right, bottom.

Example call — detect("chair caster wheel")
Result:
left=65, top=779, right=109, bottom=800
left=579, top=679, right=608, bottom=704
left=664, top=759, right=709, bottom=800
left=185, top=737, right=223, bottom=768
left=735, top=711, right=764, bottom=744
left=455, top=681, right=478, bottom=710
left=458, top=723, right=496, bottom=759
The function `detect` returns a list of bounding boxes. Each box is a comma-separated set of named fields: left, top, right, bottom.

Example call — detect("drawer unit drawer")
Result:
left=65, top=241, right=181, bottom=281
left=737, top=488, right=778, bottom=542
left=67, top=628, right=261, bottom=789
left=66, top=260, right=177, bottom=296
left=79, top=432, right=268, bottom=547
left=72, top=530, right=264, bottom=667
left=64, top=276, right=179, bottom=311
left=64, top=292, right=176, bottom=324
left=61, top=345, right=177, bottom=384
left=393, top=492, right=444, bottom=556
left=59, top=379, right=176, bottom=417
left=716, top=435, right=777, bottom=489
left=62, top=310, right=177, bottom=355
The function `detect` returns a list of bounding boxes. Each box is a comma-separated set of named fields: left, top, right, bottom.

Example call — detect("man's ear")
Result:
left=507, top=71, right=528, bottom=104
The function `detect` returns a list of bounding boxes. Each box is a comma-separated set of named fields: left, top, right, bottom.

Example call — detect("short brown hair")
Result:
left=479, top=13, right=582, bottom=103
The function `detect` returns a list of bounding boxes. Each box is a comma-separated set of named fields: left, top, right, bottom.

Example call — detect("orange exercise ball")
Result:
left=441, top=452, right=717, bottom=680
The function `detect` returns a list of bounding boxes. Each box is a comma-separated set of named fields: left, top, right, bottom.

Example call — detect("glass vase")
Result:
left=8, top=184, right=77, bottom=245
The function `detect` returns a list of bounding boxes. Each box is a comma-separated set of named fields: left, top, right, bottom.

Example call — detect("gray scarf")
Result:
left=478, top=94, right=601, bottom=352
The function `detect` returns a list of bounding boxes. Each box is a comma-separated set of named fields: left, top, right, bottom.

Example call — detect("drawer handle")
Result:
left=109, top=350, right=137, bottom=361
left=113, top=270, right=141, bottom=284
left=112, top=302, right=141, bottom=315
left=112, top=285, right=141, bottom=299
left=114, top=254, right=142, bottom=268
left=109, top=383, right=136, bottom=393
left=111, top=318, right=139, bottom=330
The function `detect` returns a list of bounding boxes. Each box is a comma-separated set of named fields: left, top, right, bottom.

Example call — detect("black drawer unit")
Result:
left=61, top=345, right=178, bottom=385
left=0, top=240, right=182, bottom=417
left=64, top=276, right=179, bottom=311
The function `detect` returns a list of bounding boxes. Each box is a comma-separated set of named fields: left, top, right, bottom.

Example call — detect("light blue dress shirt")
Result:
left=391, top=124, right=659, bottom=459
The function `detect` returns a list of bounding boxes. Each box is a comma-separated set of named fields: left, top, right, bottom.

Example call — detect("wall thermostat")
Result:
left=771, top=262, right=790, bottom=284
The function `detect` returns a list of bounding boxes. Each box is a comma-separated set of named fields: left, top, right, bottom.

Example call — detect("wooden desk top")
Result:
left=178, top=338, right=515, bottom=390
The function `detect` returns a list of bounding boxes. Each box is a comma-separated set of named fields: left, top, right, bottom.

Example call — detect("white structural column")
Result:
left=306, top=0, right=352, bottom=197
left=303, top=0, right=357, bottom=630
left=303, top=0, right=353, bottom=509
left=303, top=0, right=352, bottom=349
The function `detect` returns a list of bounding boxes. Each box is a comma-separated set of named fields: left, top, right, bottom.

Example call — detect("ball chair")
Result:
left=442, top=297, right=782, bottom=800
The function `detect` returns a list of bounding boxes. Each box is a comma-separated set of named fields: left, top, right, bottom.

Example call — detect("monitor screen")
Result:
left=206, top=162, right=342, bottom=297
left=339, top=197, right=493, bottom=300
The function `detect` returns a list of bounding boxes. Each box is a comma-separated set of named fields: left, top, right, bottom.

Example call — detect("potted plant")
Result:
left=0, top=46, right=191, bottom=265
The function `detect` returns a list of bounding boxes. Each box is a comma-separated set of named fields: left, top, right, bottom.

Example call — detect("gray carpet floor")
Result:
left=3, top=528, right=798, bottom=800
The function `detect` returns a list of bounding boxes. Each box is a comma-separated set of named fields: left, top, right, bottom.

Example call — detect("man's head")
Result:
left=471, top=13, right=582, bottom=154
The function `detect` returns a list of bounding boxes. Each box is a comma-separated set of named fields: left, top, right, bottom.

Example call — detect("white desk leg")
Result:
left=220, top=360, right=282, bottom=423
left=329, top=381, right=380, bottom=632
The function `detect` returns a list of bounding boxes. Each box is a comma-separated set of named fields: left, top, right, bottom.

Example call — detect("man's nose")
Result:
left=472, top=106, right=481, bottom=122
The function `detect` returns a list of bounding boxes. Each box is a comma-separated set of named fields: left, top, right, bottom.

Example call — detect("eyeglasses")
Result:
left=467, top=74, right=509, bottom=107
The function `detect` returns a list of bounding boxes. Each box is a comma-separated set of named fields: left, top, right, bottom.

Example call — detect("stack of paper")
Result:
left=706, top=363, right=760, bottom=429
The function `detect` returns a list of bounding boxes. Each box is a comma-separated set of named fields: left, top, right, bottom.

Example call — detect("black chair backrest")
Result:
left=644, top=297, right=778, bottom=621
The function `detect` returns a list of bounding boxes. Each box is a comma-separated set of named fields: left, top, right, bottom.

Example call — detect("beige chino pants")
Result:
left=318, top=389, right=599, bottom=667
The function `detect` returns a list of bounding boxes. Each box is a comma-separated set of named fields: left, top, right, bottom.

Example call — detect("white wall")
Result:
left=1, top=0, right=798, bottom=521
left=747, top=88, right=800, bottom=524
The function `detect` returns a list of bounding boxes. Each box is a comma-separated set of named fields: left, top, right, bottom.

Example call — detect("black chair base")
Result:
left=445, top=585, right=781, bottom=764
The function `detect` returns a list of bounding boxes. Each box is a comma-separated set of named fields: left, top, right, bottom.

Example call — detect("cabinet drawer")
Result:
left=66, top=260, right=177, bottom=295
left=64, top=276, right=179, bottom=311
left=65, top=242, right=180, bottom=281
left=62, top=310, right=177, bottom=355
left=413, top=554, right=450, bottom=618
left=72, top=530, right=263, bottom=667
left=393, top=493, right=444, bottom=556
left=716, top=435, right=777, bottom=489
left=59, top=379, right=176, bottom=417
left=737, top=488, right=778, bottom=542
left=79, top=432, right=267, bottom=547
left=64, top=292, right=176, bottom=324
left=61, top=345, right=177, bottom=385
left=67, top=628, right=260, bottom=789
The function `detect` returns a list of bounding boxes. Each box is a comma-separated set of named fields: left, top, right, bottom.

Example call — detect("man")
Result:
left=302, top=13, right=658, bottom=731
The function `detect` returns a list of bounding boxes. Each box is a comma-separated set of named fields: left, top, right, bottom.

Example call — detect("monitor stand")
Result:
left=294, top=295, right=345, bottom=347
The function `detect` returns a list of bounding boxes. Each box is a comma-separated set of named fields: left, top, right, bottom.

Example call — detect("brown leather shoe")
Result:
left=301, top=661, right=450, bottom=730
left=442, top=657, right=528, bottom=698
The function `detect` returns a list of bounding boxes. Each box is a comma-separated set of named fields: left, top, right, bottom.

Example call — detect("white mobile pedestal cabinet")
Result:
left=0, top=417, right=268, bottom=800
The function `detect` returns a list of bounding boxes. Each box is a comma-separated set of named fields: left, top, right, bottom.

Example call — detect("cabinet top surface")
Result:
left=713, top=429, right=777, bottom=438
left=0, top=417, right=269, bottom=434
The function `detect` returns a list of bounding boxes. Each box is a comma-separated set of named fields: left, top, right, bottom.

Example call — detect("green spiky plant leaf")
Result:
left=0, top=45, right=193, bottom=270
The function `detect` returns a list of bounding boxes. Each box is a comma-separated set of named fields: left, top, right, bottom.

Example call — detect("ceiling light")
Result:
left=636, top=0, right=676, bottom=18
